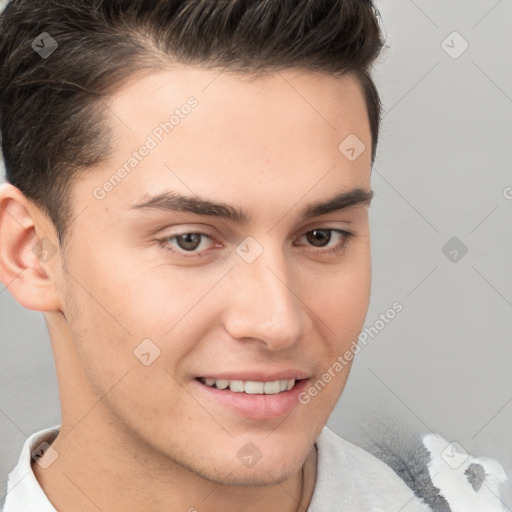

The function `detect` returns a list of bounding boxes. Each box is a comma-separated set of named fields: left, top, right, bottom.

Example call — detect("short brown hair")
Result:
left=0, top=0, right=384, bottom=246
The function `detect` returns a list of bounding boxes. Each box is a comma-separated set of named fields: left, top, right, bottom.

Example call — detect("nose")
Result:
left=221, top=247, right=312, bottom=351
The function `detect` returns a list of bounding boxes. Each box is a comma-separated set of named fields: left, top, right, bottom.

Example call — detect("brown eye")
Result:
left=175, top=233, right=203, bottom=251
left=159, top=231, right=216, bottom=257
left=305, top=229, right=332, bottom=247
left=296, top=228, right=354, bottom=256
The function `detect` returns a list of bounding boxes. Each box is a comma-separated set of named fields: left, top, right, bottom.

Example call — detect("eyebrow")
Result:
left=130, top=187, right=373, bottom=224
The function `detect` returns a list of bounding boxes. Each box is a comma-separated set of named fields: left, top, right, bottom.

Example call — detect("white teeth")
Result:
left=215, top=379, right=229, bottom=390
left=229, top=380, right=245, bottom=393
left=200, top=378, right=297, bottom=394
left=263, top=381, right=281, bottom=394
left=244, top=381, right=265, bottom=394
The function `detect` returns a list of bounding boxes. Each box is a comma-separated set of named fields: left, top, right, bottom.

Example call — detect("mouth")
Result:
left=196, top=377, right=300, bottom=394
left=193, top=376, right=310, bottom=420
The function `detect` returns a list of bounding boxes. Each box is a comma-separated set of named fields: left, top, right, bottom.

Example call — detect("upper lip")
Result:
left=196, top=370, right=311, bottom=382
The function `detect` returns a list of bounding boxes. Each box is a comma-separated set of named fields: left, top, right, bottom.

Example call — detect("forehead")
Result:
left=84, top=65, right=371, bottom=219
left=106, top=65, right=370, bottom=142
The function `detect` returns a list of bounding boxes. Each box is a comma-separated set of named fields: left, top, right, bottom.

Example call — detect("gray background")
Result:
left=1, top=0, right=511, bottom=506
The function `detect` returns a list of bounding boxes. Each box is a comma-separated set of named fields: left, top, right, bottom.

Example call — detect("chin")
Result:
left=170, top=437, right=310, bottom=488
left=198, top=457, right=302, bottom=487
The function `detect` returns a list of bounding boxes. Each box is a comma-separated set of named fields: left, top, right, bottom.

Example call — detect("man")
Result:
left=0, top=1, right=466, bottom=510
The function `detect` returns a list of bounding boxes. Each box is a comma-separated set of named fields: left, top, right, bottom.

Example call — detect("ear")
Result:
left=0, top=182, right=62, bottom=312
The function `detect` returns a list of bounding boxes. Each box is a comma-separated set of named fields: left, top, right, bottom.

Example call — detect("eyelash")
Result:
left=156, top=228, right=355, bottom=258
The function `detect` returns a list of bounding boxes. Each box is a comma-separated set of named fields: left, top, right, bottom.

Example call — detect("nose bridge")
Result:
left=223, top=246, right=308, bottom=348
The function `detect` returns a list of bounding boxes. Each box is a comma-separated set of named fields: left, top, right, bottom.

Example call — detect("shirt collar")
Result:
left=3, top=424, right=60, bottom=511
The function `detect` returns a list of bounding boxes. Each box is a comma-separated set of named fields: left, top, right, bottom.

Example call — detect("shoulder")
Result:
left=309, top=426, right=431, bottom=511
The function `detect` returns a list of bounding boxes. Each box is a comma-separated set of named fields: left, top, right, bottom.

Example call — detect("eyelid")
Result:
left=157, top=226, right=354, bottom=258
left=157, top=229, right=218, bottom=258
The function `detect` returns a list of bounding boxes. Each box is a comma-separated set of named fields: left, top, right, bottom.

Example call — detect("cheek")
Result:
left=301, top=245, right=371, bottom=346
left=68, top=239, right=214, bottom=332
left=297, top=256, right=371, bottom=417
left=333, top=270, right=371, bottom=338
left=62, top=243, right=226, bottom=376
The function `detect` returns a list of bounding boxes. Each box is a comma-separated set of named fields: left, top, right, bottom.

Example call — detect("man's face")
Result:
left=52, top=66, right=372, bottom=485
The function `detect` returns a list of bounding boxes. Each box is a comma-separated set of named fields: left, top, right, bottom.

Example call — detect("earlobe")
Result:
left=0, top=183, right=62, bottom=312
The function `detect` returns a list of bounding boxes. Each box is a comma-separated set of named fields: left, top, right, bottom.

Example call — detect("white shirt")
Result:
left=1, top=424, right=429, bottom=511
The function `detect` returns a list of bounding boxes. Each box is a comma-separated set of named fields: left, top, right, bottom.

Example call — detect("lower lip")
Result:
left=192, top=378, right=310, bottom=420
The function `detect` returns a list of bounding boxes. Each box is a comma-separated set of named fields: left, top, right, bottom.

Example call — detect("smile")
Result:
left=197, top=377, right=297, bottom=394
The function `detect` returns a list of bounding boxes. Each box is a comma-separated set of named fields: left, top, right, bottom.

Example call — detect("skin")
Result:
left=0, top=65, right=373, bottom=511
